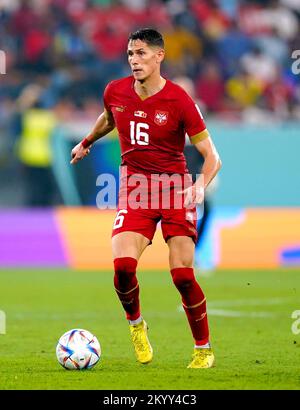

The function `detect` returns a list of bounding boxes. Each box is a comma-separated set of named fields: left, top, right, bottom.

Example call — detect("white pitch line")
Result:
left=177, top=305, right=275, bottom=318
left=177, top=296, right=290, bottom=318
left=207, top=309, right=275, bottom=318
left=208, top=297, right=293, bottom=307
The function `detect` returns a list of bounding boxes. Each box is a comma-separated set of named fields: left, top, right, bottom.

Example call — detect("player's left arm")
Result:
left=193, top=135, right=222, bottom=190
left=180, top=135, right=221, bottom=207
left=178, top=90, right=222, bottom=205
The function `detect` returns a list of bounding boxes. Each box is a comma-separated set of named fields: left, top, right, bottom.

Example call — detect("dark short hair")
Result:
left=128, top=28, right=164, bottom=49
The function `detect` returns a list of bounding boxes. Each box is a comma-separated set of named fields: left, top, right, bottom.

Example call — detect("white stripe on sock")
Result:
left=195, top=342, right=211, bottom=349
left=129, top=316, right=142, bottom=326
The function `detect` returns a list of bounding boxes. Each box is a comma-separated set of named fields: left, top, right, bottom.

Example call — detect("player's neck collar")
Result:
left=133, top=77, right=167, bottom=101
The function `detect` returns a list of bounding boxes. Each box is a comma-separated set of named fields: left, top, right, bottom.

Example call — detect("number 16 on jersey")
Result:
left=130, top=121, right=149, bottom=146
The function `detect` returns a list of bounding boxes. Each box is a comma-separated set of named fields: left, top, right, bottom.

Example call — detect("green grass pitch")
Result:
left=0, top=268, right=299, bottom=390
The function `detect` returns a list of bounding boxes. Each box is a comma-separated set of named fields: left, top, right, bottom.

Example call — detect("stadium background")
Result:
left=0, top=0, right=300, bottom=391
left=0, top=0, right=299, bottom=270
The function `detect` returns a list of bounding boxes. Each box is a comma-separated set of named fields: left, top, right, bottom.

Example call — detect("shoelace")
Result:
left=192, top=349, right=210, bottom=363
left=132, top=327, right=148, bottom=352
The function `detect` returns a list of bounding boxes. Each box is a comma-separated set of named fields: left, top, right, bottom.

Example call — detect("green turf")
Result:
left=0, top=268, right=299, bottom=390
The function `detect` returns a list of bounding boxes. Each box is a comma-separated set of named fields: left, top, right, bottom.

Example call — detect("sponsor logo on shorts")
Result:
left=186, top=211, right=195, bottom=222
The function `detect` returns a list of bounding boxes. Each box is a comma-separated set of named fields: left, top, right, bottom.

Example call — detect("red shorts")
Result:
left=111, top=172, right=198, bottom=243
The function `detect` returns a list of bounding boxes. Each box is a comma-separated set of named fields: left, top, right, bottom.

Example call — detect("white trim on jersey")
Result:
left=195, top=103, right=204, bottom=119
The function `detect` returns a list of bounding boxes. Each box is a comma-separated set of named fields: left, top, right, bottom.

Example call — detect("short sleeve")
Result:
left=103, top=82, right=113, bottom=112
left=181, top=93, right=210, bottom=144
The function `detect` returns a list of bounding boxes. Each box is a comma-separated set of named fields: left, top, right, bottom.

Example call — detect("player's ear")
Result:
left=156, top=48, right=165, bottom=64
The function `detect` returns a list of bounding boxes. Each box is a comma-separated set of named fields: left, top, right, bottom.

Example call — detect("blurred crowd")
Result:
left=1, top=0, right=300, bottom=122
left=0, top=0, right=300, bottom=206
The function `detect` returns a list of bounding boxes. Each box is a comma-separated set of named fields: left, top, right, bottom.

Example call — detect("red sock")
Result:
left=171, top=267, right=209, bottom=345
left=113, top=257, right=140, bottom=321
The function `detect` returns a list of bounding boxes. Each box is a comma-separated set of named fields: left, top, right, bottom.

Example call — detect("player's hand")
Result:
left=177, top=184, right=204, bottom=207
left=70, top=143, right=90, bottom=165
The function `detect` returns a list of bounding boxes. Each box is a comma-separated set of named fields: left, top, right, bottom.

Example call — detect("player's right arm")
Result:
left=70, top=108, right=115, bottom=164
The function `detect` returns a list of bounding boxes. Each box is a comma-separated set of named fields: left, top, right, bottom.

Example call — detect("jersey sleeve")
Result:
left=181, top=93, right=210, bottom=144
left=103, top=82, right=113, bottom=112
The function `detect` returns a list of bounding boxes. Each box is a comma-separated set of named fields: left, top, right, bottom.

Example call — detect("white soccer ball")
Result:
left=56, top=329, right=101, bottom=370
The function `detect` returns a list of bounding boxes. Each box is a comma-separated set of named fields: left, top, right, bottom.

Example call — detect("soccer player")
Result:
left=70, top=28, right=221, bottom=368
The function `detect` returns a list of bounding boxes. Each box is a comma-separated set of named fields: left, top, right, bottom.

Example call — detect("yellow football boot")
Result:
left=187, top=347, right=215, bottom=368
left=129, top=320, right=153, bottom=364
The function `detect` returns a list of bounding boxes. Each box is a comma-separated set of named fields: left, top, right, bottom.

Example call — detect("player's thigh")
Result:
left=161, top=207, right=197, bottom=269
left=111, top=207, right=158, bottom=260
left=167, top=236, right=195, bottom=269
left=112, top=231, right=150, bottom=260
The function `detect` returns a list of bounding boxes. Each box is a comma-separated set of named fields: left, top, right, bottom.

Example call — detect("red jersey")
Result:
left=104, top=76, right=209, bottom=175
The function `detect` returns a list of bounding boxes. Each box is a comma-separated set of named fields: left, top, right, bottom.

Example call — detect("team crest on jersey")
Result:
left=154, top=110, right=168, bottom=126
left=134, top=110, right=147, bottom=118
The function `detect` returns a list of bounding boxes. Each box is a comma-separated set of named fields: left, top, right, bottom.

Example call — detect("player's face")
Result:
left=127, top=39, right=164, bottom=82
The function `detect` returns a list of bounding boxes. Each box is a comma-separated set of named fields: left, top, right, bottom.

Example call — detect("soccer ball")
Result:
left=56, top=329, right=101, bottom=370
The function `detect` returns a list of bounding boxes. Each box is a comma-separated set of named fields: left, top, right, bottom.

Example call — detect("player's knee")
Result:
left=114, top=257, right=137, bottom=275
left=171, top=267, right=195, bottom=290
left=114, top=257, right=137, bottom=289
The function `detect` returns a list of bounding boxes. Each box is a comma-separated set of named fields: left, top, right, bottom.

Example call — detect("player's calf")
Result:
left=113, top=257, right=140, bottom=320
